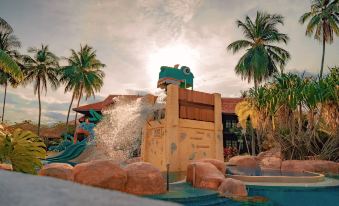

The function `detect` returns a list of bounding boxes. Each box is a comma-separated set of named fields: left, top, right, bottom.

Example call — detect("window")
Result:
left=225, top=119, right=237, bottom=129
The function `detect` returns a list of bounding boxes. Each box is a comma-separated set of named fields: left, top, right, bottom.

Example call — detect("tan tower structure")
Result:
left=141, top=84, right=224, bottom=172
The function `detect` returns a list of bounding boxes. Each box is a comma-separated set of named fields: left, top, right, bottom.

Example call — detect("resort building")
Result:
left=73, top=95, right=243, bottom=150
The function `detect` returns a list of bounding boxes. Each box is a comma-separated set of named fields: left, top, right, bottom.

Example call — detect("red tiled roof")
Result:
left=74, top=95, right=243, bottom=115
left=73, top=95, right=141, bottom=112
left=221, top=97, right=243, bottom=114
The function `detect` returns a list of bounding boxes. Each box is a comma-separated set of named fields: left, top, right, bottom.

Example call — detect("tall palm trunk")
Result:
left=320, top=35, right=326, bottom=79
left=250, top=121, right=256, bottom=155
left=251, top=79, right=258, bottom=156
left=66, top=91, right=75, bottom=130
left=74, top=86, right=83, bottom=130
left=1, top=81, right=7, bottom=123
left=37, top=83, right=41, bottom=137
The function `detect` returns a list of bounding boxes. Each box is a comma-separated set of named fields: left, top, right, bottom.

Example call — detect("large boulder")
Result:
left=187, top=161, right=225, bottom=190
left=200, top=158, right=226, bottom=174
left=0, top=163, right=12, bottom=171
left=259, top=157, right=282, bottom=170
left=218, top=178, right=247, bottom=197
left=124, top=162, right=165, bottom=195
left=281, top=160, right=339, bottom=174
left=73, top=160, right=127, bottom=191
left=228, top=155, right=258, bottom=168
left=257, top=147, right=282, bottom=161
left=38, top=163, right=74, bottom=181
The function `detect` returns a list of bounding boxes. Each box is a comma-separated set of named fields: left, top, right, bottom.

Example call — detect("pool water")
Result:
left=227, top=166, right=319, bottom=177
left=248, top=185, right=339, bottom=206
left=149, top=182, right=339, bottom=206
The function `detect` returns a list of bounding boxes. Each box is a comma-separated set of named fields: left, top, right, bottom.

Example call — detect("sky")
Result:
left=0, top=0, right=338, bottom=124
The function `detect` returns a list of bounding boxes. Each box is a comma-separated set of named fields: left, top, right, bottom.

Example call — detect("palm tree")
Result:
left=228, top=11, right=290, bottom=155
left=0, top=17, right=22, bottom=123
left=23, top=45, right=59, bottom=136
left=60, top=45, right=105, bottom=130
left=227, top=11, right=290, bottom=89
left=0, top=17, right=22, bottom=81
left=299, top=0, right=339, bottom=78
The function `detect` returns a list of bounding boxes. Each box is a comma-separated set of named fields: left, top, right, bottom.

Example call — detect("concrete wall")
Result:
left=141, top=84, right=223, bottom=172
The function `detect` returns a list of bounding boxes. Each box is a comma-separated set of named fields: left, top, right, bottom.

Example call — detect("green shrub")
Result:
left=0, top=129, right=46, bottom=174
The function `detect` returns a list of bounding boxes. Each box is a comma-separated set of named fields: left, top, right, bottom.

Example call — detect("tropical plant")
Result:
left=0, top=17, right=22, bottom=81
left=22, top=45, right=59, bottom=136
left=60, top=45, right=105, bottom=129
left=0, top=17, right=23, bottom=123
left=0, top=129, right=46, bottom=174
left=299, top=0, right=339, bottom=78
left=227, top=11, right=290, bottom=89
left=235, top=68, right=339, bottom=161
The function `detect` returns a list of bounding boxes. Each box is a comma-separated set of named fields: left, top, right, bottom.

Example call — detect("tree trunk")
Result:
left=298, top=103, right=302, bottom=134
left=250, top=121, right=256, bottom=156
left=66, top=91, right=75, bottom=130
left=320, top=36, right=326, bottom=79
left=1, top=82, right=7, bottom=123
left=74, top=86, right=83, bottom=130
left=243, top=134, right=250, bottom=154
left=37, top=83, right=41, bottom=137
left=251, top=79, right=258, bottom=156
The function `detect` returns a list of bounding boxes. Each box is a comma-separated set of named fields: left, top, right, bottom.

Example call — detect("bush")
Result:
left=0, top=129, right=46, bottom=174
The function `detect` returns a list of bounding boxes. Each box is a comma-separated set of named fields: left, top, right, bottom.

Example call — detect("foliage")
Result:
left=227, top=11, right=290, bottom=86
left=0, top=129, right=46, bottom=174
left=60, top=44, right=105, bottom=128
left=235, top=68, right=339, bottom=161
left=224, top=147, right=238, bottom=161
left=299, top=0, right=339, bottom=78
left=22, top=44, right=59, bottom=136
left=0, top=17, right=23, bottom=82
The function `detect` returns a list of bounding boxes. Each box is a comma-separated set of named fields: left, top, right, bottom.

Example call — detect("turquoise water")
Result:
left=226, top=166, right=319, bottom=177
left=247, top=185, right=339, bottom=206
left=149, top=182, right=339, bottom=206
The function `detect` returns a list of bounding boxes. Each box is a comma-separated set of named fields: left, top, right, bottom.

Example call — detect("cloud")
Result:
left=0, top=0, right=338, bottom=124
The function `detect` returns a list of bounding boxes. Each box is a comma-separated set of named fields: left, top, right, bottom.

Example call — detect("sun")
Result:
left=146, top=43, right=200, bottom=86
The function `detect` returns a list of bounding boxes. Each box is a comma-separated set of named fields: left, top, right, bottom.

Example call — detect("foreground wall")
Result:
left=141, top=84, right=223, bottom=172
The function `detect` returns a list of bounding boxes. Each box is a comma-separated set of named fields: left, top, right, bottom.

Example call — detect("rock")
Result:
left=257, top=147, right=282, bottom=161
left=228, top=155, right=258, bottom=168
left=122, top=157, right=141, bottom=165
left=38, top=163, right=74, bottom=181
left=218, top=178, right=248, bottom=197
left=187, top=161, right=225, bottom=190
left=124, top=162, right=165, bottom=195
left=281, top=160, right=339, bottom=174
left=259, top=157, right=282, bottom=170
left=0, top=163, right=12, bottom=171
left=0, top=170, right=180, bottom=206
left=200, top=158, right=226, bottom=174
left=73, top=160, right=127, bottom=191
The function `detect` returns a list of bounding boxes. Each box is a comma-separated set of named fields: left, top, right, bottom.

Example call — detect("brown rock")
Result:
left=122, top=157, right=141, bottom=165
left=0, top=163, right=12, bottom=171
left=200, top=158, right=226, bottom=174
left=74, top=160, right=127, bottom=191
left=187, top=161, right=225, bottom=190
left=124, top=162, right=165, bottom=195
left=38, top=163, right=74, bottom=181
left=281, top=160, right=339, bottom=174
left=259, top=157, right=282, bottom=170
left=257, top=147, right=282, bottom=161
left=228, top=155, right=258, bottom=168
left=218, top=178, right=247, bottom=197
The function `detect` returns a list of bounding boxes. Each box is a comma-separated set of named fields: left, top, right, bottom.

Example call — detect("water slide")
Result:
left=46, top=141, right=87, bottom=164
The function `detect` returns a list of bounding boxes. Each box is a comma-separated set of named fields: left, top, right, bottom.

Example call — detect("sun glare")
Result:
left=146, top=44, right=200, bottom=85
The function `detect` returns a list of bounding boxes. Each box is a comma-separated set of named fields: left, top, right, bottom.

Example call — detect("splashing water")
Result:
left=94, top=92, right=166, bottom=161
